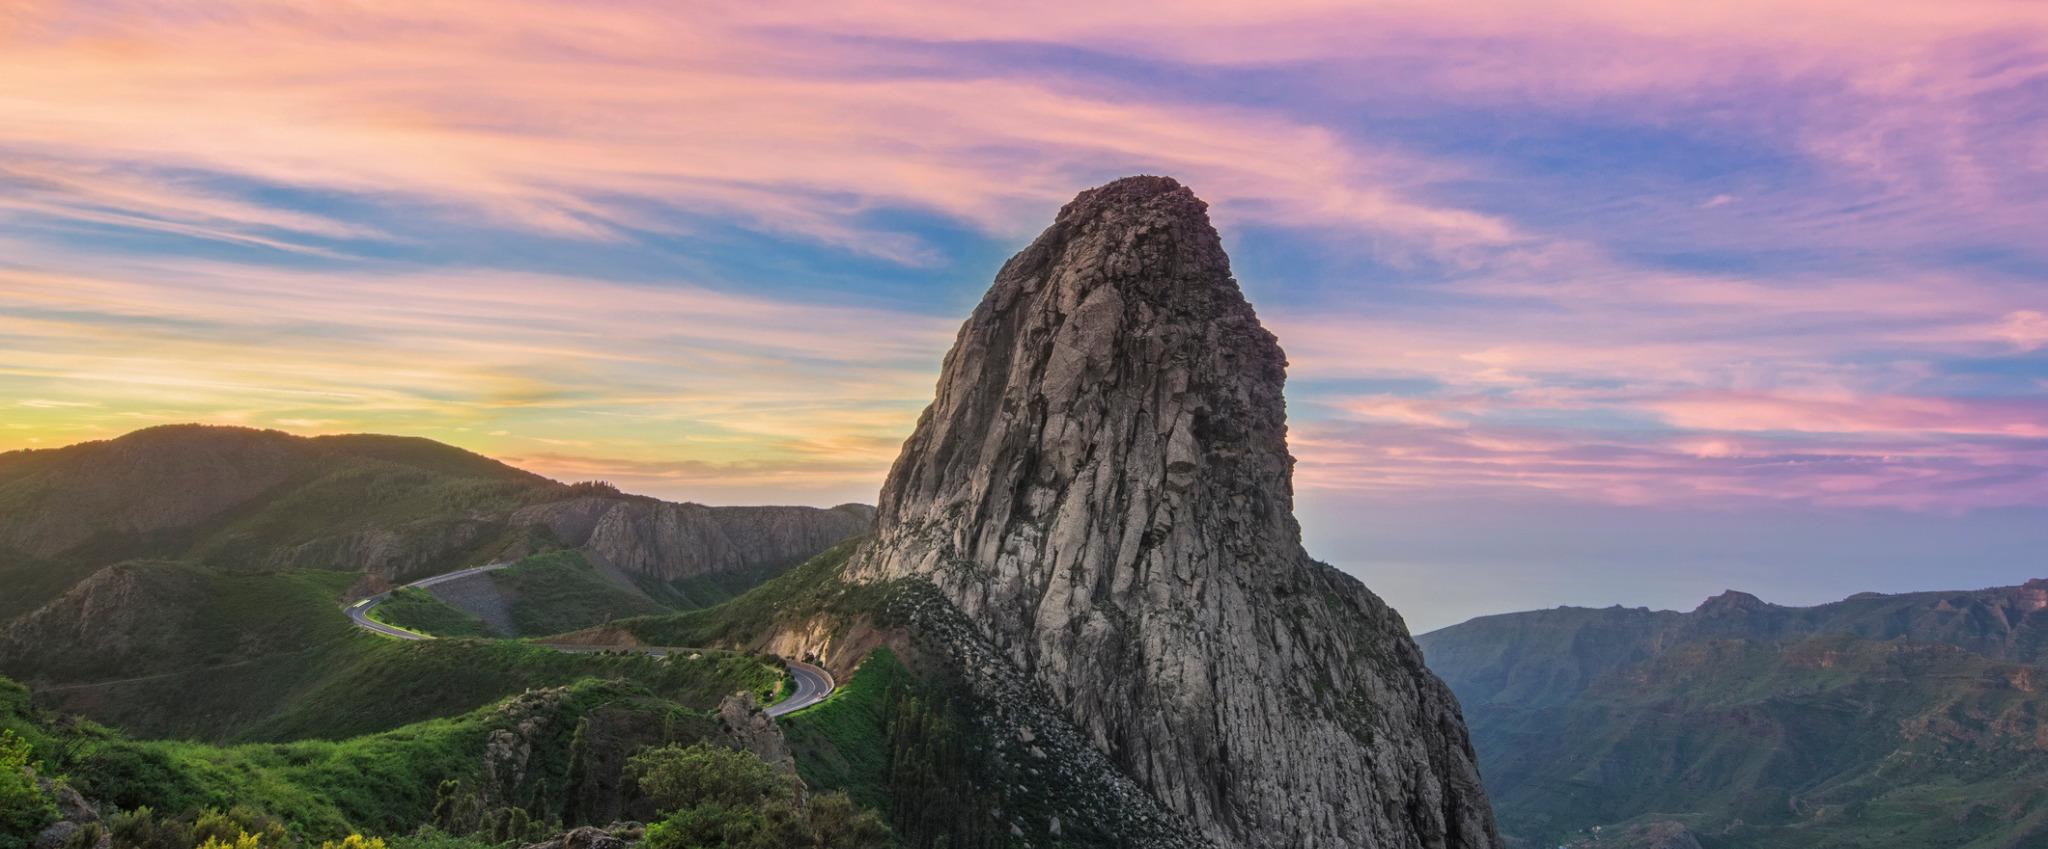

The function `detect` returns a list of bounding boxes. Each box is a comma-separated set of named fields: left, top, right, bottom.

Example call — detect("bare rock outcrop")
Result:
left=849, top=176, right=1497, bottom=848
left=715, top=692, right=799, bottom=782
left=514, top=498, right=874, bottom=582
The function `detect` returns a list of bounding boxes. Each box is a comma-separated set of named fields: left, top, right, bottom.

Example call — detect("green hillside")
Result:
left=1419, top=582, right=2048, bottom=848
left=0, top=672, right=884, bottom=848
left=22, top=632, right=783, bottom=745
left=488, top=551, right=673, bottom=636
left=368, top=588, right=493, bottom=638
left=0, top=561, right=783, bottom=742
left=0, top=425, right=564, bottom=619
left=592, top=539, right=887, bottom=649
left=0, top=562, right=359, bottom=684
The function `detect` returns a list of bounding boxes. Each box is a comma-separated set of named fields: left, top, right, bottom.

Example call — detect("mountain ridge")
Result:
left=1418, top=578, right=2048, bottom=847
left=0, top=423, right=872, bottom=620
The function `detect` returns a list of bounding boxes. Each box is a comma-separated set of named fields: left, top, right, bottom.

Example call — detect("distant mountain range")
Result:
left=1419, top=581, right=2048, bottom=848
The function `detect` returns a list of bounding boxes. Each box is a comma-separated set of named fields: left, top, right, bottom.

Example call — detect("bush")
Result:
left=628, top=744, right=787, bottom=812
left=0, top=729, right=58, bottom=849
left=804, top=793, right=890, bottom=849
left=630, top=742, right=887, bottom=849
left=106, top=806, right=192, bottom=849
left=192, top=807, right=289, bottom=848
left=643, top=802, right=803, bottom=849
left=385, top=827, right=496, bottom=849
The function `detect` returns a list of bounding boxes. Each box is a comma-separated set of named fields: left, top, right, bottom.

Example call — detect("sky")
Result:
left=2, top=1, right=2045, bottom=630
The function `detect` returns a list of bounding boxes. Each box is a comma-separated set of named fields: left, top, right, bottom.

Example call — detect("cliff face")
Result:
left=515, top=498, right=875, bottom=582
left=850, top=176, right=1497, bottom=849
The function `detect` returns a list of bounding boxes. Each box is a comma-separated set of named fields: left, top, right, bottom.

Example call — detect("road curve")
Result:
left=344, top=560, right=510, bottom=641
left=342, top=563, right=834, bottom=718
left=768, top=658, right=835, bottom=717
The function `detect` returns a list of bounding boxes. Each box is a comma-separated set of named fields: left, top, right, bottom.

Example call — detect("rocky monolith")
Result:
left=849, top=176, right=1498, bottom=848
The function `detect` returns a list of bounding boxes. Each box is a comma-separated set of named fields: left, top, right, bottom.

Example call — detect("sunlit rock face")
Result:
left=851, top=176, right=1499, bottom=849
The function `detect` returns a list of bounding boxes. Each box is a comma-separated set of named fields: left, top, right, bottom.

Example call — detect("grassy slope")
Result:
left=0, top=548, right=71, bottom=624
left=0, top=426, right=564, bottom=618
left=653, top=563, right=792, bottom=612
left=486, top=551, right=671, bottom=637
left=370, top=588, right=494, bottom=638
left=1578, top=637, right=2045, bottom=849
left=1431, top=623, right=2048, bottom=848
left=190, top=462, right=540, bottom=570
left=0, top=563, right=360, bottom=684
left=1, top=554, right=787, bottom=745
left=600, top=539, right=885, bottom=649
left=778, top=648, right=913, bottom=812
left=53, top=635, right=781, bottom=744
left=0, top=674, right=716, bottom=841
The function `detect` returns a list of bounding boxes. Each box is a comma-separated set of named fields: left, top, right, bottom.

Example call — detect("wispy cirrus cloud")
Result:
left=0, top=0, right=1523, bottom=263
left=0, top=252, right=954, bottom=503
left=0, top=0, right=2042, bottom=521
left=1295, top=416, right=2048, bottom=512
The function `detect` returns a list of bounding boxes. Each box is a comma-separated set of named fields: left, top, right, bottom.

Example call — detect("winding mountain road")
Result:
left=772, top=658, right=835, bottom=718
left=343, top=562, right=835, bottom=717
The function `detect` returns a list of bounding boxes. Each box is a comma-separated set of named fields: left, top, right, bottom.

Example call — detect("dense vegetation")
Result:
left=779, top=649, right=1003, bottom=849
left=0, top=426, right=564, bottom=620
left=628, top=742, right=885, bottom=849
left=0, top=563, right=360, bottom=685
left=5, top=593, right=782, bottom=743
left=0, top=672, right=881, bottom=849
left=1419, top=583, right=2048, bottom=848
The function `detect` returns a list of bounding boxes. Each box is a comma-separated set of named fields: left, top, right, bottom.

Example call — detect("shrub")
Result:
left=804, top=792, right=889, bottom=849
left=106, top=806, right=192, bottom=849
left=627, top=744, right=787, bottom=812
left=0, top=729, right=58, bottom=849
left=384, top=827, right=496, bottom=849
left=191, top=807, right=288, bottom=848
left=643, top=802, right=803, bottom=849
left=630, top=743, right=887, bottom=849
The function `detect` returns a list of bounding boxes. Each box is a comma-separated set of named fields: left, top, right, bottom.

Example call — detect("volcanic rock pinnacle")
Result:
left=851, top=176, right=1499, bottom=849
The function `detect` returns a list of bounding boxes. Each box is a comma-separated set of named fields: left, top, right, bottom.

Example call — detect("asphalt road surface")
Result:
left=343, top=563, right=835, bottom=717
left=769, top=658, right=836, bottom=717
left=343, top=560, right=510, bottom=641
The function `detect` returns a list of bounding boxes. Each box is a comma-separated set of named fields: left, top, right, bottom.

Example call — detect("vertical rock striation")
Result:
left=850, top=176, right=1498, bottom=848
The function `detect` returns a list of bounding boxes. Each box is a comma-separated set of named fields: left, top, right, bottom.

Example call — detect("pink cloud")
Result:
left=1, top=0, right=2039, bottom=516
left=1648, top=391, right=2048, bottom=438
left=1294, top=419, right=2048, bottom=512
left=0, top=1, right=1522, bottom=261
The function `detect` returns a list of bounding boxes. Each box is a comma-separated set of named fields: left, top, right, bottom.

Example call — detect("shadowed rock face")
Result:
left=851, top=176, right=1498, bottom=849
left=515, top=498, right=875, bottom=582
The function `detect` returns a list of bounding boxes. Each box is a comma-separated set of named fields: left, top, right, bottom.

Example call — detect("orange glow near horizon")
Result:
left=1, top=0, right=2043, bottom=512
